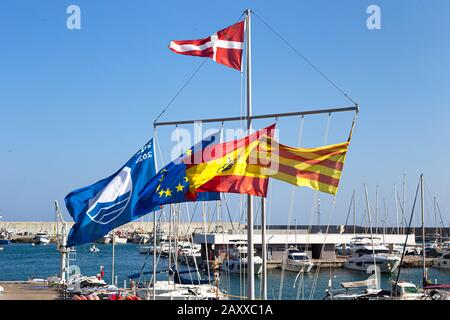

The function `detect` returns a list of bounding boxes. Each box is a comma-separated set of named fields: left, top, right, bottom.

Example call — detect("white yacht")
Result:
left=160, top=240, right=177, bottom=256
left=113, top=232, right=128, bottom=244
left=433, top=250, right=450, bottom=270
left=89, top=244, right=100, bottom=253
left=435, top=242, right=450, bottom=256
left=325, top=266, right=423, bottom=300
left=389, top=281, right=424, bottom=300
left=324, top=267, right=383, bottom=300
left=344, top=237, right=400, bottom=273
left=138, top=244, right=154, bottom=254
left=34, top=232, right=50, bottom=245
left=130, top=269, right=226, bottom=300
left=136, top=280, right=225, bottom=300
left=282, top=247, right=314, bottom=273
left=392, top=244, right=419, bottom=256
left=139, top=239, right=174, bottom=255
left=177, top=241, right=201, bottom=255
left=131, top=229, right=150, bottom=244
left=221, top=243, right=262, bottom=275
left=96, top=235, right=111, bottom=244
left=177, top=241, right=202, bottom=266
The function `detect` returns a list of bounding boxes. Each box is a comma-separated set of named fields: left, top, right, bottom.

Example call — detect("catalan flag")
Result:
left=184, top=124, right=276, bottom=197
left=248, top=136, right=349, bottom=195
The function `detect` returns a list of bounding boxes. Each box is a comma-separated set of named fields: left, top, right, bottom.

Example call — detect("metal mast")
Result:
left=55, top=200, right=68, bottom=286
left=394, top=184, right=400, bottom=234
left=420, top=174, right=427, bottom=283
left=364, top=184, right=378, bottom=287
left=245, top=8, right=255, bottom=300
left=353, top=190, right=356, bottom=235
left=375, top=185, right=379, bottom=234
left=261, top=197, right=267, bottom=300
left=152, top=210, right=157, bottom=300
left=111, top=229, right=115, bottom=285
left=402, top=174, right=406, bottom=234
left=317, top=198, right=321, bottom=233
left=433, top=196, right=438, bottom=245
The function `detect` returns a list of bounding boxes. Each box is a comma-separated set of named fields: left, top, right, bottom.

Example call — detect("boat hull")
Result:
left=0, top=239, right=10, bottom=245
left=222, top=260, right=262, bottom=275
left=96, top=236, right=111, bottom=244
left=433, top=258, right=450, bottom=269
left=344, top=255, right=400, bottom=273
left=113, top=236, right=128, bottom=244
left=34, top=236, right=50, bottom=245
left=136, top=281, right=226, bottom=300
left=283, top=261, right=314, bottom=273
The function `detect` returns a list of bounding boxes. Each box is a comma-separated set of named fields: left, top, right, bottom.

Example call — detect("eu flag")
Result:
left=135, top=133, right=220, bottom=215
left=65, top=140, right=156, bottom=247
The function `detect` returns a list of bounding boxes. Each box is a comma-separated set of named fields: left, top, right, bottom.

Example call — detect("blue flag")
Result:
left=134, top=133, right=221, bottom=216
left=65, top=140, right=156, bottom=247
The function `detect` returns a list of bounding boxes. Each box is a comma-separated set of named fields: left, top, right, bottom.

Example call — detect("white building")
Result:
left=193, top=229, right=416, bottom=261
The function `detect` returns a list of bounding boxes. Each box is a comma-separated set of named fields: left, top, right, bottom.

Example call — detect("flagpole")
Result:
left=261, top=197, right=267, bottom=300
left=152, top=133, right=158, bottom=300
left=420, top=174, right=427, bottom=284
left=245, top=8, right=255, bottom=300
left=111, top=229, right=115, bottom=285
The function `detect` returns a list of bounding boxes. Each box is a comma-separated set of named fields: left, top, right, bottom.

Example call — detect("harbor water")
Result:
left=1, top=243, right=449, bottom=300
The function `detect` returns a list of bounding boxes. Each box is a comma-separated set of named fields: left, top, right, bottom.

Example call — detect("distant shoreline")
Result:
left=1, top=221, right=448, bottom=237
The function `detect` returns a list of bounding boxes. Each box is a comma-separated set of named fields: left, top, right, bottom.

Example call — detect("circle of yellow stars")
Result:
left=156, top=150, right=191, bottom=198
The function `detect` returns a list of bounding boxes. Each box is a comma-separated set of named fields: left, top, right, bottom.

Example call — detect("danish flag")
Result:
left=169, top=21, right=245, bottom=71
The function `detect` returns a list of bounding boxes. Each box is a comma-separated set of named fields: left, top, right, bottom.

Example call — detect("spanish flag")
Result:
left=184, top=124, right=276, bottom=197
left=248, top=136, right=348, bottom=195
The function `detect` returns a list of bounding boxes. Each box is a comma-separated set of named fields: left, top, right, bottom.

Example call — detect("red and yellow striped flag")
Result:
left=248, top=136, right=349, bottom=195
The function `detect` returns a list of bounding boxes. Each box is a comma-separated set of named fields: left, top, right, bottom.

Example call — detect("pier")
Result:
left=0, top=281, right=58, bottom=300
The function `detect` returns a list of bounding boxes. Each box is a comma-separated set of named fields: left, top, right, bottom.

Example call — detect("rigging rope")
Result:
left=153, top=59, right=208, bottom=124
left=309, top=197, right=337, bottom=299
left=153, top=12, right=245, bottom=125
left=252, top=10, right=358, bottom=107
left=394, top=177, right=420, bottom=288
left=343, top=192, right=355, bottom=228
left=305, top=114, right=332, bottom=299
left=278, top=115, right=304, bottom=300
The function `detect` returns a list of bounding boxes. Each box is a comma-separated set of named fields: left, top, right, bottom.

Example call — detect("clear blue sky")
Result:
left=1, top=0, right=449, bottom=227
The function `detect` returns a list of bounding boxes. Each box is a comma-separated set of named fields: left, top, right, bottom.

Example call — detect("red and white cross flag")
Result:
left=169, top=21, right=245, bottom=71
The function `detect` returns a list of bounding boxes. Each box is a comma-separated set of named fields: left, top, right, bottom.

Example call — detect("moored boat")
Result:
left=221, top=242, right=262, bottom=275
left=282, top=246, right=314, bottom=273
left=344, top=237, right=400, bottom=273
left=33, top=232, right=51, bottom=245
left=89, top=244, right=100, bottom=253
left=433, top=250, right=450, bottom=270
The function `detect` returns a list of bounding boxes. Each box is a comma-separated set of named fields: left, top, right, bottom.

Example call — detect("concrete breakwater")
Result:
left=0, top=221, right=238, bottom=240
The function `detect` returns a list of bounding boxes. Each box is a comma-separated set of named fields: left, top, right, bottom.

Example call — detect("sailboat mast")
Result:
left=364, top=184, right=378, bottom=287
left=394, top=184, right=400, bottom=234
left=353, top=190, right=356, bottom=235
left=402, top=174, right=406, bottom=234
left=434, top=196, right=438, bottom=245
left=244, top=8, right=255, bottom=300
left=112, top=228, right=115, bottom=285
left=420, top=174, right=427, bottom=282
left=261, top=197, right=267, bottom=300
left=152, top=210, right=157, bottom=300
left=375, top=185, right=379, bottom=235
left=383, top=198, right=387, bottom=243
